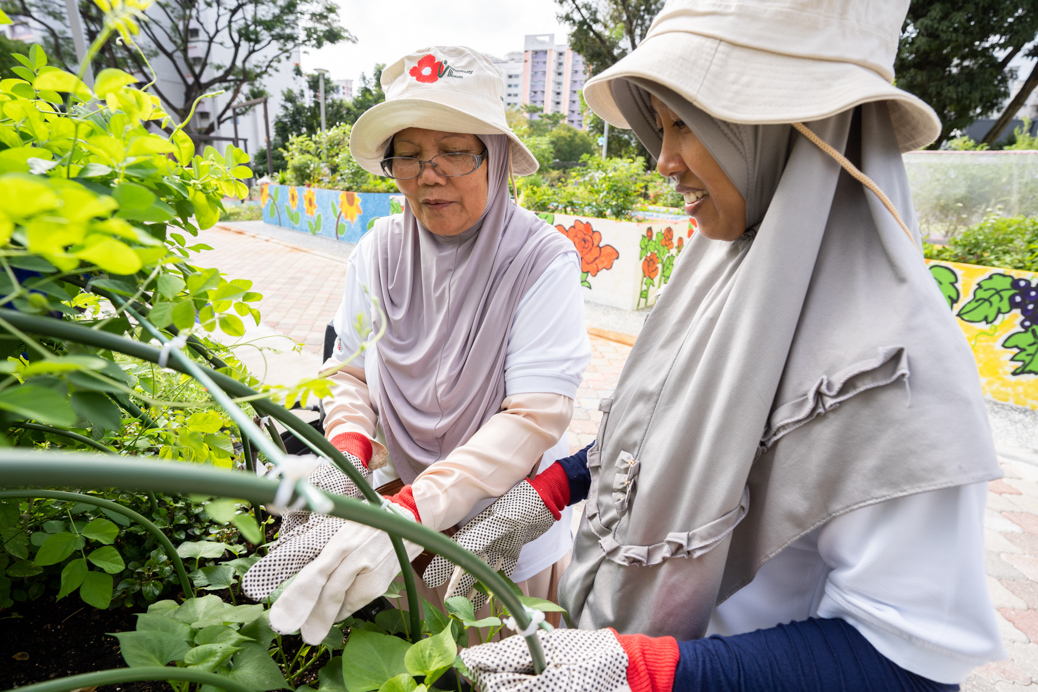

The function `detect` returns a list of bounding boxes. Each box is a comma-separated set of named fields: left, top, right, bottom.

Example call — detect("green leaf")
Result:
left=519, top=595, right=567, bottom=613
left=82, top=518, right=119, bottom=544
left=184, top=642, right=239, bottom=671
left=157, top=274, right=187, bottom=299
left=34, top=69, right=89, bottom=99
left=0, top=385, right=76, bottom=426
left=93, top=68, right=138, bottom=97
left=135, top=612, right=194, bottom=641
left=70, top=392, right=122, bottom=432
left=172, top=130, right=195, bottom=166
left=111, top=629, right=192, bottom=667
left=420, top=596, right=450, bottom=635
left=957, top=272, right=1017, bottom=324
left=193, top=564, right=235, bottom=591
left=218, top=313, right=245, bottom=336
left=29, top=44, right=46, bottom=69
left=171, top=300, right=196, bottom=331
left=377, top=675, right=418, bottom=692
left=176, top=541, right=231, bottom=561
left=4, top=532, right=30, bottom=560
left=375, top=608, right=408, bottom=636
left=342, top=630, right=411, bottom=692
left=87, top=545, right=125, bottom=574
left=34, top=531, right=78, bottom=566
left=1003, top=327, right=1038, bottom=376
left=220, top=643, right=288, bottom=691
left=189, top=188, right=219, bottom=230
left=58, top=556, right=88, bottom=601
left=404, top=625, right=455, bottom=685
left=928, top=264, right=960, bottom=309
left=148, top=302, right=174, bottom=328
left=313, top=657, right=348, bottom=692
left=195, top=624, right=253, bottom=647
left=232, top=514, right=263, bottom=544
left=80, top=570, right=113, bottom=608
left=443, top=596, right=475, bottom=623
left=239, top=611, right=277, bottom=650
left=321, top=625, right=346, bottom=652
left=6, top=559, right=42, bottom=577
left=76, top=238, right=143, bottom=275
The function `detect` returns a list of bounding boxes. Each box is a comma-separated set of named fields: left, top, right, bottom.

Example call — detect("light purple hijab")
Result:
left=368, top=134, right=573, bottom=484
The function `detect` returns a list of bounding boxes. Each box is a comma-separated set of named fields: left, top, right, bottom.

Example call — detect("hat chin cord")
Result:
left=509, top=150, right=519, bottom=207
left=791, top=122, right=919, bottom=255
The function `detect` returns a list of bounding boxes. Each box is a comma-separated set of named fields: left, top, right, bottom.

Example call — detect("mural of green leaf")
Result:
left=536, top=212, right=554, bottom=226
left=390, top=199, right=404, bottom=215
left=957, top=273, right=1017, bottom=324
left=1003, top=326, right=1038, bottom=376
left=928, top=264, right=960, bottom=309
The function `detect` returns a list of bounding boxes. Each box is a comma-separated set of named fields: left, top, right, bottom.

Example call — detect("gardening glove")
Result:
left=267, top=488, right=425, bottom=645
left=422, top=443, right=593, bottom=609
left=460, top=628, right=679, bottom=692
left=242, top=433, right=374, bottom=600
left=276, top=432, right=374, bottom=536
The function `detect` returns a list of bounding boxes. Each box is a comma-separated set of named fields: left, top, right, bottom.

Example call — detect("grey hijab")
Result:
left=368, top=135, right=573, bottom=484
left=559, top=81, right=1001, bottom=639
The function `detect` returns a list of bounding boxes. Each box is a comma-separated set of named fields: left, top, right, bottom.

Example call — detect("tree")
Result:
left=256, top=64, right=386, bottom=177
left=894, top=1, right=1038, bottom=149
left=555, top=0, right=664, bottom=76
left=555, top=0, right=661, bottom=166
left=0, top=32, right=30, bottom=79
left=549, top=123, right=595, bottom=162
left=3, top=0, right=353, bottom=138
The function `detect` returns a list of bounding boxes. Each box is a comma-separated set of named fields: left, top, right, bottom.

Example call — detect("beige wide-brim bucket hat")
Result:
left=584, top=0, right=941, bottom=153
left=350, top=46, right=539, bottom=177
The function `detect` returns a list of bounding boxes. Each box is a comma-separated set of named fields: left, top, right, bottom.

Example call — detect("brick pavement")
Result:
left=205, top=223, right=1038, bottom=689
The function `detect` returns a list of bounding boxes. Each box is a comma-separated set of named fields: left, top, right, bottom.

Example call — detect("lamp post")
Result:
left=314, top=68, right=329, bottom=133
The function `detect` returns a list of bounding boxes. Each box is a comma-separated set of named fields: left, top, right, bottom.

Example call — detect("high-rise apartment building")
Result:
left=492, top=35, right=587, bottom=130
left=522, top=34, right=587, bottom=129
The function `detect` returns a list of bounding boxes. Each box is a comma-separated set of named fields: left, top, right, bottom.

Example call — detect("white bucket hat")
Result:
left=349, top=46, right=539, bottom=176
left=583, top=0, right=941, bottom=153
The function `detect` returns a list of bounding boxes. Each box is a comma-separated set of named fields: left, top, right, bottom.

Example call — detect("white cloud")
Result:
left=301, top=0, right=571, bottom=87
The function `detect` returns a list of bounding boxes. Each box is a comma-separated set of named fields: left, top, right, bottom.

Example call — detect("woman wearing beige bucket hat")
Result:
left=240, top=46, right=591, bottom=643
left=449, top=0, right=1007, bottom=689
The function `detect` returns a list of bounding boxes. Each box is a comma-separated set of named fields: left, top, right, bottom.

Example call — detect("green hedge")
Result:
left=923, top=215, right=1038, bottom=271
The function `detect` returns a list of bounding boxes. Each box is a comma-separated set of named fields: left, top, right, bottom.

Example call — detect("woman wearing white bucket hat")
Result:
left=241, top=46, right=591, bottom=644
left=452, top=0, right=1007, bottom=689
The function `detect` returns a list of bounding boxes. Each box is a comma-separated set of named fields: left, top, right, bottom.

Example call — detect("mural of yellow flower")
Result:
left=304, top=188, right=318, bottom=218
left=288, top=186, right=299, bottom=210
left=339, top=191, right=362, bottom=224
left=260, top=182, right=269, bottom=207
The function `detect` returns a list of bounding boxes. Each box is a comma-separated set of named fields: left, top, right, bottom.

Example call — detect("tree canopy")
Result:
left=894, top=1, right=1038, bottom=148
left=556, top=0, right=663, bottom=76
left=3, top=0, right=353, bottom=138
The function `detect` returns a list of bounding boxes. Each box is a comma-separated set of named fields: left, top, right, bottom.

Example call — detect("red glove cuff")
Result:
left=526, top=461, right=570, bottom=520
left=612, top=630, right=680, bottom=692
left=384, top=485, right=421, bottom=524
left=330, top=432, right=373, bottom=468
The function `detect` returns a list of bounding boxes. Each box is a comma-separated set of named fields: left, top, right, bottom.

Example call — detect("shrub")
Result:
left=281, top=123, right=397, bottom=192
left=924, top=215, right=1038, bottom=271
left=519, top=154, right=654, bottom=220
left=548, top=124, right=596, bottom=164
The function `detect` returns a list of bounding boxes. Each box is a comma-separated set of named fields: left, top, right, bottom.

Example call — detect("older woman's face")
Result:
left=651, top=96, right=746, bottom=242
left=392, top=128, right=488, bottom=236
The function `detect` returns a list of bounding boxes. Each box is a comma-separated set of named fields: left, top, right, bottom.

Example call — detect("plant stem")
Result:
left=10, top=422, right=115, bottom=453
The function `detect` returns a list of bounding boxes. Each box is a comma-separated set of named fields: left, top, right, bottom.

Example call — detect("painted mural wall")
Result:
left=927, top=260, right=1038, bottom=410
left=260, top=183, right=404, bottom=244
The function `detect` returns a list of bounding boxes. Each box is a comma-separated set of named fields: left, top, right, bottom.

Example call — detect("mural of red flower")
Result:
left=646, top=229, right=653, bottom=239
left=688, top=217, right=698, bottom=237
left=643, top=252, right=660, bottom=280
left=557, top=219, right=619, bottom=278
left=661, top=226, right=674, bottom=250
left=677, top=236, right=684, bottom=250
left=409, top=54, right=442, bottom=83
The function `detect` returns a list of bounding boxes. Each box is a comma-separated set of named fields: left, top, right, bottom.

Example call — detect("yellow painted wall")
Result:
left=926, top=260, right=1038, bottom=410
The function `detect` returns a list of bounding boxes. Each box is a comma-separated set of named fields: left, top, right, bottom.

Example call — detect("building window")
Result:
left=189, top=56, right=203, bottom=66
left=198, top=111, right=210, bottom=120
left=188, top=28, right=200, bottom=38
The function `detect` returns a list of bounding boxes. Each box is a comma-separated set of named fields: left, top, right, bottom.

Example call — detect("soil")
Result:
left=0, top=592, right=165, bottom=692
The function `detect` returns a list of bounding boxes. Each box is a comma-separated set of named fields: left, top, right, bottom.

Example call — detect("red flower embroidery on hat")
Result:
left=410, top=54, right=442, bottom=84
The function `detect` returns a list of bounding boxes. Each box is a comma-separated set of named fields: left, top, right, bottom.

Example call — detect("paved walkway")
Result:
left=202, top=222, right=1037, bottom=690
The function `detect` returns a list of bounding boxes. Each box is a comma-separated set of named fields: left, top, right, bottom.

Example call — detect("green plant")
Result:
left=1004, top=117, right=1038, bottom=151
left=219, top=203, right=263, bottom=222
left=924, top=214, right=1038, bottom=271
left=520, top=154, right=654, bottom=220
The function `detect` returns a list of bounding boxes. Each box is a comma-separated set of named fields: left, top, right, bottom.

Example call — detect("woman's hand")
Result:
left=422, top=443, right=592, bottom=608
left=242, top=432, right=374, bottom=600
left=460, top=628, right=677, bottom=692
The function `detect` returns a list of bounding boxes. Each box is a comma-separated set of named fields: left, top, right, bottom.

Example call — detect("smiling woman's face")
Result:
left=391, top=128, right=489, bottom=236
left=651, top=96, right=746, bottom=242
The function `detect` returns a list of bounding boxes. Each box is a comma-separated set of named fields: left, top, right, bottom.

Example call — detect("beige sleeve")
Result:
left=320, top=358, right=388, bottom=469
left=410, top=392, right=573, bottom=531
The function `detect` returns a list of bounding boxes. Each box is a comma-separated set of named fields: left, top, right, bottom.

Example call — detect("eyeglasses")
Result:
left=380, top=149, right=488, bottom=180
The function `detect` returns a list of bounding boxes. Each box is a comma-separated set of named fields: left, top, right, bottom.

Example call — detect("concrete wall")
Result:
left=927, top=260, right=1038, bottom=410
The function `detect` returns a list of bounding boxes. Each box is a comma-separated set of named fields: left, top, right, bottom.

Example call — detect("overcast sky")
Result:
left=300, top=0, right=571, bottom=87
